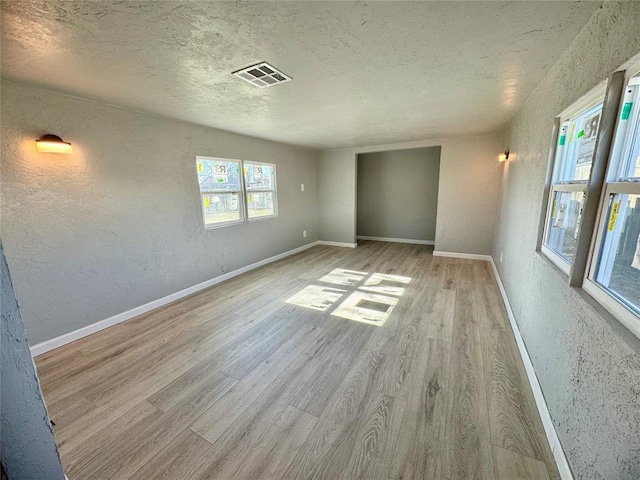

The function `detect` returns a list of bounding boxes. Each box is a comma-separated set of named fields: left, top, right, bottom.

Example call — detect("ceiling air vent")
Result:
left=232, top=62, right=292, bottom=88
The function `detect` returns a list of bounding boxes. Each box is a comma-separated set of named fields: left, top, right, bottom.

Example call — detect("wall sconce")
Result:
left=36, top=134, right=73, bottom=154
left=498, top=150, right=509, bottom=162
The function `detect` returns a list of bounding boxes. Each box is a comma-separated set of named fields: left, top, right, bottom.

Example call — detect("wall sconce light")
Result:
left=36, top=134, right=73, bottom=154
left=498, top=150, right=509, bottom=162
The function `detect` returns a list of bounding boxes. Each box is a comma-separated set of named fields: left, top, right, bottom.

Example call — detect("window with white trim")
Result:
left=244, top=161, right=277, bottom=219
left=196, top=157, right=278, bottom=228
left=584, top=72, right=640, bottom=338
left=541, top=90, right=605, bottom=273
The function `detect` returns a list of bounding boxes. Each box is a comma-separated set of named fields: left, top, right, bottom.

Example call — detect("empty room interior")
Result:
left=2, top=2, right=640, bottom=480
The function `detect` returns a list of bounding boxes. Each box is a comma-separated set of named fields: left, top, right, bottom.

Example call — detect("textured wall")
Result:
left=1, top=80, right=319, bottom=344
left=493, top=2, right=640, bottom=478
left=319, top=134, right=502, bottom=254
left=1, top=241, right=66, bottom=479
left=357, top=147, right=440, bottom=241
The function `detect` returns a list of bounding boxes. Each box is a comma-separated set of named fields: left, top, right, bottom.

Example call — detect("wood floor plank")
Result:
left=128, top=428, right=217, bottom=480
left=341, top=392, right=406, bottom=480
left=35, top=242, right=558, bottom=480
left=188, top=352, right=303, bottom=445
left=482, top=331, right=547, bottom=463
left=55, top=396, right=155, bottom=456
left=492, top=445, right=551, bottom=480
left=147, top=368, right=238, bottom=415
left=62, top=400, right=162, bottom=478
left=282, top=331, right=397, bottom=480
left=45, top=396, right=96, bottom=430
left=191, top=357, right=323, bottom=479
left=221, top=306, right=320, bottom=379
left=65, top=364, right=237, bottom=479
left=291, top=360, right=350, bottom=417
left=389, top=338, right=451, bottom=480
left=227, top=405, right=318, bottom=480
left=424, top=288, right=456, bottom=341
left=446, top=287, right=495, bottom=480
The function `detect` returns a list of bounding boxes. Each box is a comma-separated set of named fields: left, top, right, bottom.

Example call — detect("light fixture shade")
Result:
left=36, top=134, right=72, bottom=154
left=498, top=150, right=509, bottom=162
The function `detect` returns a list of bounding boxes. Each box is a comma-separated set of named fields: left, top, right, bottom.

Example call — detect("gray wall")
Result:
left=357, top=147, right=440, bottom=241
left=1, top=241, right=66, bottom=480
left=1, top=80, right=320, bottom=345
left=493, top=2, right=640, bottom=478
left=319, top=134, right=502, bottom=254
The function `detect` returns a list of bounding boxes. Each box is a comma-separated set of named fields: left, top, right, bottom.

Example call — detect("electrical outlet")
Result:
left=500, top=251, right=504, bottom=264
left=303, top=230, right=307, bottom=238
left=301, top=183, right=305, bottom=192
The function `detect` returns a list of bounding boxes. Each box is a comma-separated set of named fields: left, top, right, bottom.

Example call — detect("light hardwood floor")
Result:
left=35, top=241, right=559, bottom=480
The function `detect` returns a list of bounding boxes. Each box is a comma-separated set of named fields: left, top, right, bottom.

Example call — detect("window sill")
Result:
left=247, top=214, right=278, bottom=223
left=204, top=219, right=245, bottom=230
left=537, top=247, right=571, bottom=278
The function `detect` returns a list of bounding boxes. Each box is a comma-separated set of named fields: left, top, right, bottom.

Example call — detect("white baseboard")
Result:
left=433, top=250, right=492, bottom=261
left=30, top=241, right=321, bottom=357
left=356, top=236, right=435, bottom=245
left=488, top=258, right=573, bottom=480
left=317, top=240, right=358, bottom=248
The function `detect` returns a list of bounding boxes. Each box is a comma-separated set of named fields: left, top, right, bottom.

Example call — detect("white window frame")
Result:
left=584, top=73, right=640, bottom=338
left=541, top=87, right=606, bottom=274
left=243, top=161, right=278, bottom=221
left=197, top=156, right=246, bottom=229
left=541, top=184, right=588, bottom=274
left=196, top=156, right=279, bottom=229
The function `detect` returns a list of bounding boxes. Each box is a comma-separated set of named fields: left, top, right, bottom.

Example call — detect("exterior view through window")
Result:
left=197, top=157, right=277, bottom=228
left=244, top=162, right=277, bottom=219
left=586, top=72, right=640, bottom=328
left=542, top=95, right=604, bottom=271
left=540, top=64, right=640, bottom=339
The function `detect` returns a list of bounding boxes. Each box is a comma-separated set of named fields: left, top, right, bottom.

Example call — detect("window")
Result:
left=584, top=73, right=640, bottom=337
left=197, top=157, right=244, bottom=227
left=244, top=161, right=277, bottom=219
left=541, top=90, right=605, bottom=273
left=196, top=157, right=278, bottom=228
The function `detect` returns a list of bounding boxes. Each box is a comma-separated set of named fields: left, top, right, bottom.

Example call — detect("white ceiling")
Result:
left=1, top=1, right=601, bottom=149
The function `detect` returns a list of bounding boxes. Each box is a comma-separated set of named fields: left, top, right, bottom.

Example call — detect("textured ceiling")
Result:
left=1, top=1, right=601, bottom=149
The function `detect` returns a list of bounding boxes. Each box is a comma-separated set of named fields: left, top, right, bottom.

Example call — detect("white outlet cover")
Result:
left=301, top=184, right=305, bottom=191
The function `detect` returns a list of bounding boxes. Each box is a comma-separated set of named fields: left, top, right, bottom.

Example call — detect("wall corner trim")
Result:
left=30, top=241, right=322, bottom=357
left=356, top=236, right=435, bottom=245
left=432, top=250, right=492, bottom=261
left=317, top=241, right=358, bottom=248
left=487, top=257, right=574, bottom=480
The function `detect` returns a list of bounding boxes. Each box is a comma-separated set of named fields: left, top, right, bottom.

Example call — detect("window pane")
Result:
left=557, top=104, right=603, bottom=182
left=594, top=193, right=640, bottom=313
left=197, top=159, right=241, bottom=192
left=203, top=192, right=241, bottom=225
left=247, top=192, right=275, bottom=218
left=244, top=162, right=275, bottom=191
left=545, top=190, right=585, bottom=262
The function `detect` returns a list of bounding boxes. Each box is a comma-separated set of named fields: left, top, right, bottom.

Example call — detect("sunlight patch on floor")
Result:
left=285, top=268, right=411, bottom=326
left=285, top=285, right=347, bottom=312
